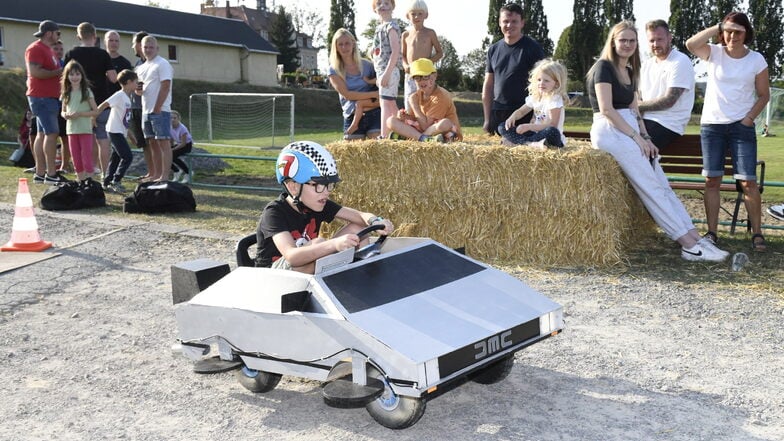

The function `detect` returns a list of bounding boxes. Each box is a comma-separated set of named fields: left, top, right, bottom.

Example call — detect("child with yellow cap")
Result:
left=387, top=58, right=462, bottom=142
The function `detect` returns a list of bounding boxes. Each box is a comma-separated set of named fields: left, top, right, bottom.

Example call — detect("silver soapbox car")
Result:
left=172, top=227, right=564, bottom=429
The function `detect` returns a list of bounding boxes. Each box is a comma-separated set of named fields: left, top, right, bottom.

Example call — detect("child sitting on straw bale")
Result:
left=387, top=58, right=462, bottom=142
left=498, top=58, right=568, bottom=148
left=255, top=141, right=394, bottom=274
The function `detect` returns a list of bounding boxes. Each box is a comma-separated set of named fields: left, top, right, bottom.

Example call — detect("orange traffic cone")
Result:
left=2, top=178, right=52, bottom=252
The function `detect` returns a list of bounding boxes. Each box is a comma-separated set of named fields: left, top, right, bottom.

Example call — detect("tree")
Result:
left=460, top=48, right=486, bottom=92
left=291, top=6, right=326, bottom=50
left=709, top=0, right=740, bottom=25
left=553, top=25, right=572, bottom=64
left=436, top=37, right=461, bottom=91
left=670, top=0, right=708, bottom=51
left=749, top=0, right=784, bottom=79
left=327, top=0, right=356, bottom=56
left=524, top=0, right=554, bottom=55
left=569, top=0, right=605, bottom=80
left=604, top=0, right=635, bottom=26
left=270, top=5, right=300, bottom=72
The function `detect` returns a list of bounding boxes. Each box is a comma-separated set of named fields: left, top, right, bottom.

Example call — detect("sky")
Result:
left=114, top=0, right=671, bottom=66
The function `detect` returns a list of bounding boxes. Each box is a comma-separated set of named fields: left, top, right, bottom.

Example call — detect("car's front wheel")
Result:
left=236, top=365, right=282, bottom=393
left=364, top=368, right=426, bottom=429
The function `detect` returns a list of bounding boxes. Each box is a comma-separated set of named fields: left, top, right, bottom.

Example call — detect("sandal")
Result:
left=751, top=233, right=766, bottom=252
left=703, top=231, right=719, bottom=245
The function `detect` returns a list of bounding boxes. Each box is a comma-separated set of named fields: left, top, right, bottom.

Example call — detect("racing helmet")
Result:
left=275, top=141, right=340, bottom=185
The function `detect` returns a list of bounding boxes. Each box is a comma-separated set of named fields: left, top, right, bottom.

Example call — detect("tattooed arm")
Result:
left=639, top=87, right=686, bottom=113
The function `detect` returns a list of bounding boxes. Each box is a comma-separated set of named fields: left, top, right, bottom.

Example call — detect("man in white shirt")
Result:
left=639, top=20, right=695, bottom=151
left=135, top=35, right=173, bottom=182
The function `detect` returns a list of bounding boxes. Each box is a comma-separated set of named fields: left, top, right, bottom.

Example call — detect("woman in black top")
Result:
left=587, top=21, right=728, bottom=263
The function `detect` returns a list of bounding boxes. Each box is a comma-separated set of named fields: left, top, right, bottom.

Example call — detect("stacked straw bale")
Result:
left=323, top=134, right=655, bottom=265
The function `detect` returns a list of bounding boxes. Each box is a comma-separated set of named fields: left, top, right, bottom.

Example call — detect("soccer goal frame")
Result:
left=188, top=92, right=295, bottom=149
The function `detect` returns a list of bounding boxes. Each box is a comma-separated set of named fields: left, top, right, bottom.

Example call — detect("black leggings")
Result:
left=171, top=142, right=193, bottom=173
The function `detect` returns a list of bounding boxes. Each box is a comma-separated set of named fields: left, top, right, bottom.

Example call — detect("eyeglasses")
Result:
left=616, top=38, right=637, bottom=45
left=304, top=182, right=337, bottom=193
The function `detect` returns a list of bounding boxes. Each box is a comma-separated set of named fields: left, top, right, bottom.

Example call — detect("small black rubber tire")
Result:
left=471, top=355, right=515, bottom=385
left=365, top=368, right=426, bottom=430
left=236, top=366, right=282, bottom=393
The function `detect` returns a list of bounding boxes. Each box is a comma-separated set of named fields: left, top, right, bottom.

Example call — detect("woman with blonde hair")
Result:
left=587, top=21, right=729, bottom=263
left=327, top=28, right=381, bottom=140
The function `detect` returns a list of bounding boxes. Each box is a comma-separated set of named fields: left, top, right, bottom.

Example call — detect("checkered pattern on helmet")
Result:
left=287, top=141, right=338, bottom=177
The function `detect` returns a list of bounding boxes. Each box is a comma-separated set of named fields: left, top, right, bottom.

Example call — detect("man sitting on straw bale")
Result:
left=255, top=141, right=394, bottom=274
left=387, top=58, right=462, bottom=142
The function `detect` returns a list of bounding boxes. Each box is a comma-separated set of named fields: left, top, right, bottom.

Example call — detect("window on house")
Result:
left=168, top=44, right=178, bottom=62
left=0, top=26, right=4, bottom=49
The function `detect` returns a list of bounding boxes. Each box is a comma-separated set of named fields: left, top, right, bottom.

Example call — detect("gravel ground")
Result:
left=1, top=203, right=783, bottom=441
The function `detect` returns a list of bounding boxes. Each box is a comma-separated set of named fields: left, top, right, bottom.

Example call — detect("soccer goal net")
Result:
left=757, top=87, right=783, bottom=137
left=189, top=93, right=294, bottom=149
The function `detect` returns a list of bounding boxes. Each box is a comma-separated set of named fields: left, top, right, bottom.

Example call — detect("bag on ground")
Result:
left=123, top=181, right=196, bottom=214
left=41, top=181, right=106, bottom=211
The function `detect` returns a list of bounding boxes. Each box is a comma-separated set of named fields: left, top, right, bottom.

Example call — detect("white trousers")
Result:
left=590, top=110, right=694, bottom=241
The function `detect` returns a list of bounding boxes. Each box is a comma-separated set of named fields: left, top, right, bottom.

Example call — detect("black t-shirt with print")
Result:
left=255, top=193, right=342, bottom=267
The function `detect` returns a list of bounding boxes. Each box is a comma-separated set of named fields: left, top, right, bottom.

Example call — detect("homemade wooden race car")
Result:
left=171, top=226, right=564, bottom=429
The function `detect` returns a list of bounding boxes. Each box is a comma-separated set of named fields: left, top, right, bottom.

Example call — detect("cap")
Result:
left=409, top=58, right=437, bottom=77
left=34, top=20, right=59, bottom=38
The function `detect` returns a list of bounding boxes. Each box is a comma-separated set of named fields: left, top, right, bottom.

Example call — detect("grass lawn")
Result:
left=0, top=109, right=781, bottom=290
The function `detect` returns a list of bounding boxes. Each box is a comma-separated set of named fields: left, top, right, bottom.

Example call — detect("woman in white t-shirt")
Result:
left=686, top=11, right=770, bottom=251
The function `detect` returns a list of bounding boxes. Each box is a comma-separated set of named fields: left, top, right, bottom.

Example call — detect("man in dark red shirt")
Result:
left=25, top=20, right=67, bottom=184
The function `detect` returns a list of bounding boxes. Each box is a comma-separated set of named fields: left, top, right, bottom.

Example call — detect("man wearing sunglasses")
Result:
left=25, top=20, right=67, bottom=184
left=256, top=141, right=394, bottom=274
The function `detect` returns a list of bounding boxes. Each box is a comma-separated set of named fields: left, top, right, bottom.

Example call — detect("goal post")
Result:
left=188, top=93, right=294, bottom=149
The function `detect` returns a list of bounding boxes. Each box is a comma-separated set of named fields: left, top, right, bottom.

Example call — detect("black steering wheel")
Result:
left=353, top=223, right=388, bottom=261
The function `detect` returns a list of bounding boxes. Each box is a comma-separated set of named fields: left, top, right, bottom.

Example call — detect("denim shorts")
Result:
left=143, top=111, right=172, bottom=140
left=343, top=107, right=381, bottom=140
left=93, top=108, right=110, bottom=140
left=700, top=121, right=758, bottom=181
left=28, top=96, right=60, bottom=135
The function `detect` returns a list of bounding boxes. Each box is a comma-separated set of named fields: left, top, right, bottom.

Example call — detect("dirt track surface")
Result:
left=1, top=203, right=783, bottom=440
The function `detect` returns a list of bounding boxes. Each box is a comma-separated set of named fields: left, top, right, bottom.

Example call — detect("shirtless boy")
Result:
left=401, top=0, right=443, bottom=111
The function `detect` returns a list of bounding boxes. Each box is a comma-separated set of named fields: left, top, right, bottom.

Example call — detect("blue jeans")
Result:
left=700, top=121, right=757, bottom=181
left=28, top=96, right=60, bottom=134
left=143, top=111, right=172, bottom=140
left=498, top=124, right=564, bottom=147
left=343, top=107, right=381, bottom=140
left=106, top=133, right=133, bottom=184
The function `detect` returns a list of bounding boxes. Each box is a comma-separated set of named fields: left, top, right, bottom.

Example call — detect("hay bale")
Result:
left=323, top=134, right=655, bottom=265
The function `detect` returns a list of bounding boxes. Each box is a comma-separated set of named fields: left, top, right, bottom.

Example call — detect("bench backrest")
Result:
left=657, top=134, right=733, bottom=176
left=563, top=131, right=733, bottom=177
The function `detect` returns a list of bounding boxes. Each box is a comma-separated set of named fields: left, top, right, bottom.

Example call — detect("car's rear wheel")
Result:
left=236, top=366, right=282, bottom=393
left=364, top=368, right=426, bottom=429
left=471, top=355, right=515, bottom=384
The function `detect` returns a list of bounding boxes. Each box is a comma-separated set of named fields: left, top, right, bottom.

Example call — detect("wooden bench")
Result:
left=564, top=131, right=766, bottom=233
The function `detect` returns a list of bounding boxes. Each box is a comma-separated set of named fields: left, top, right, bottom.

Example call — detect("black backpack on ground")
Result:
left=123, top=181, right=196, bottom=214
left=40, top=179, right=106, bottom=211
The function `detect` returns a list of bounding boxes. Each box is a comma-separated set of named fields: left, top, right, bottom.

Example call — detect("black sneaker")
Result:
left=33, top=173, right=46, bottom=184
left=44, top=172, right=68, bottom=185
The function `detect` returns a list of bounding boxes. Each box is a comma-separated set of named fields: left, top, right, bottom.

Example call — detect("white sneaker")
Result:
left=682, top=240, right=729, bottom=262
left=697, top=237, right=730, bottom=259
left=767, top=204, right=784, bottom=221
left=172, top=171, right=183, bottom=182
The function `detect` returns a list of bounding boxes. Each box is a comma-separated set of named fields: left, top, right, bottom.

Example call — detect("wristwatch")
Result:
left=368, top=216, right=384, bottom=225
left=641, top=134, right=652, bottom=140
